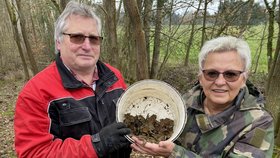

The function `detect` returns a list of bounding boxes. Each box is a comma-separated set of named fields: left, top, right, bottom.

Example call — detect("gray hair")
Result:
left=54, top=1, right=102, bottom=53
left=198, top=36, right=251, bottom=78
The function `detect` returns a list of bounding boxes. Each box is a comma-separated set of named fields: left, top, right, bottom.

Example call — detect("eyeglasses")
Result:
left=62, top=33, right=103, bottom=45
left=202, top=69, right=244, bottom=82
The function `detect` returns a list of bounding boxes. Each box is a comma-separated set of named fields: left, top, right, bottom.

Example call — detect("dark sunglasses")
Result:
left=63, top=33, right=103, bottom=45
left=202, top=69, right=244, bottom=82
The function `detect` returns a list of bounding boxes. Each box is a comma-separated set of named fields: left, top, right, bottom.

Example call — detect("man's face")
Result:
left=56, top=14, right=101, bottom=72
left=199, top=51, right=246, bottom=109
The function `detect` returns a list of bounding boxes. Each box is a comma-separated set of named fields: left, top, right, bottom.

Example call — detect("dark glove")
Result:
left=91, top=122, right=131, bottom=157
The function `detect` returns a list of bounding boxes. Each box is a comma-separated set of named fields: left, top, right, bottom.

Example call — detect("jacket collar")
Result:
left=56, top=53, right=84, bottom=89
left=185, top=81, right=264, bottom=133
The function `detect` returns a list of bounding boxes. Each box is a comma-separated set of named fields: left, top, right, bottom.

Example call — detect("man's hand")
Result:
left=92, top=122, right=131, bottom=157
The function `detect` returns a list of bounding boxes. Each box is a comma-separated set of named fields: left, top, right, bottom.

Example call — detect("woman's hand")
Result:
left=130, top=136, right=175, bottom=157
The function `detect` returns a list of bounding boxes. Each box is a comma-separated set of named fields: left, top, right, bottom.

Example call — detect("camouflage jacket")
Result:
left=170, top=83, right=274, bottom=158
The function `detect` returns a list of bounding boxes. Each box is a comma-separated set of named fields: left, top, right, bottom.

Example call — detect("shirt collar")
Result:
left=63, top=62, right=99, bottom=87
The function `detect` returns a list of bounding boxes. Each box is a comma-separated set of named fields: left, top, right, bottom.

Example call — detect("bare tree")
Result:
left=143, top=0, right=153, bottom=71
left=265, top=0, right=280, bottom=146
left=103, top=0, right=119, bottom=67
left=159, top=1, right=191, bottom=74
left=121, top=16, right=137, bottom=83
left=251, top=23, right=267, bottom=73
left=200, top=0, right=210, bottom=47
left=264, top=0, right=276, bottom=72
left=16, top=0, right=39, bottom=75
left=123, top=0, right=149, bottom=80
left=185, top=0, right=202, bottom=66
left=237, top=0, right=254, bottom=37
left=116, top=0, right=122, bottom=22
left=215, top=1, right=250, bottom=37
left=4, top=0, right=30, bottom=80
left=150, top=0, right=164, bottom=79
left=28, top=2, right=38, bottom=45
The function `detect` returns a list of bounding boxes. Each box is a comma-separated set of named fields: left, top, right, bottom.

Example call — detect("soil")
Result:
left=124, top=113, right=174, bottom=143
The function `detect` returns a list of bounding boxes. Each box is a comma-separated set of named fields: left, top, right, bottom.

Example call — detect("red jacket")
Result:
left=14, top=54, right=129, bottom=158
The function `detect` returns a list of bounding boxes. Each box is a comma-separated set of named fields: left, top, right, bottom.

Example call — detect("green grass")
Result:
left=147, top=24, right=277, bottom=74
left=115, top=24, right=275, bottom=74
left=245, top=25, right=271, bottom=73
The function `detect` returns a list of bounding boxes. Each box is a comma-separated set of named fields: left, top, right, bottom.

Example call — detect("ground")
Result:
left=0, top=80, right=22, bottom=158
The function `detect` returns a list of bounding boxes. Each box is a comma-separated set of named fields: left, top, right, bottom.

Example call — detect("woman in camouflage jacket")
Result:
left=131, top=36, right=274, bottom=158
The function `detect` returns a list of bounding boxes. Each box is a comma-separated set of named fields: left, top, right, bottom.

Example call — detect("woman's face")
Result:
left=199, top=51, right=246, bottom=109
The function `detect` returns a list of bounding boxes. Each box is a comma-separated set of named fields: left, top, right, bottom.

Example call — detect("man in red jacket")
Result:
left=14, top=1, right=131, bottom=158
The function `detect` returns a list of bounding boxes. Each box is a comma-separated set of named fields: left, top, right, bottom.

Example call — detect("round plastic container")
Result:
left=116, top=79, right=186, bottom=142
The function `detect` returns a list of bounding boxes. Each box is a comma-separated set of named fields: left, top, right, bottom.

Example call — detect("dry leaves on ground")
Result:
left=0, top=80, right=23, bottom=158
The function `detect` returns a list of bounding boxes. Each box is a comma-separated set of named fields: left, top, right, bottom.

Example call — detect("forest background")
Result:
left=0, top=0, right=280, bottom=157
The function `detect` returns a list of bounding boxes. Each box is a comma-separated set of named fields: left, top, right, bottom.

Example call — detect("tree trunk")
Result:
left=252, top=24, right=267, bottom=73
left=123, top=0, right=149, bottom=80
left=265, top=0, right=277, bottom=93
left=150, top=0, right=164, bottom=79
left=16, top=0, right=39, bottom=75
left=185, top=0, right=202, bottom=66
left=238, top=0, right=254, bottom=37
left=28, top=3, right=38, bottom=45
left=116, top=0, right=122, bottom=22
left=0, top=45, right=3, bottom=67
left=143, top=0, right=152, bottom=72
left=4, top=0, right=30, bottom=80
left=124, top=17, right=137, bottom=83
left=159, top=0, right=175, bottom=72
left=103, top=0, right=119, bottom=67
left=200, top=0, right=208, bottom=48
left=136, top=0, right=143, bottom=11
left=265, top=0, right=280, bottom=146
left=266, top=49, right=280, bottom=146
left=276, top=113, right=280, bottom=146
left=263, top=0, right=276, bottom=72
left=159, top=1, right=185, bottom=74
